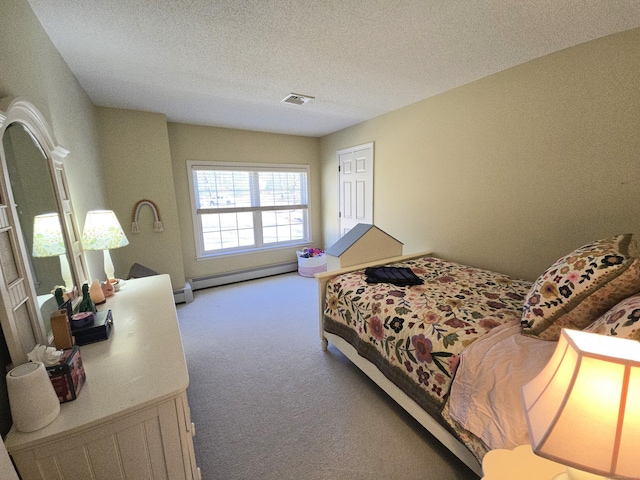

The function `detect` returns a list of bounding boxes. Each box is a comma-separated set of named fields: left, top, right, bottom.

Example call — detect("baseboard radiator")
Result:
left=188, top=261, right=298, bottom=292
left=173, top=282, right=194, bottom=304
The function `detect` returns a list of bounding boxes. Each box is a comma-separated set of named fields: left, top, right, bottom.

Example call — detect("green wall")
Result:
left=0, top=0, right=108, bottom=438
left=2, top=0, right=640, bottom=445
left=96, top=107, right=185, bottom=288
left=0, top=1, right=108, bottom=280
left=321, top=28, right=640, bottom=281
left=2, top=2, right=639, bottom=291
left=167, top=122, right=321, bottom=281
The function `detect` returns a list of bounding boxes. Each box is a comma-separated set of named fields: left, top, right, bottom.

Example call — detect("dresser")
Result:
left=5, top=275, right=201, bottom=480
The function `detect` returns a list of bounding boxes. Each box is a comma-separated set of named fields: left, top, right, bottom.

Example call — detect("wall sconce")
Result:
left=522, top=328, right=640, bottom=480
left=32, top=213, right=73, bottom=291
left=81, top=210, right=129, bottom=282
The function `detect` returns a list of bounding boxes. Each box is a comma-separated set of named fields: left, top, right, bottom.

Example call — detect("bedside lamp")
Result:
left=522, top=329, right=640, bottom=480
left=32, top=213, right=73, bottom=291
left=81, top=210, right=129, bottom=282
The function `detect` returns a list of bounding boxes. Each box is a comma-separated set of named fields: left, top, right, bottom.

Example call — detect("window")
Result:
left=188, top=161, right=310, bottom=257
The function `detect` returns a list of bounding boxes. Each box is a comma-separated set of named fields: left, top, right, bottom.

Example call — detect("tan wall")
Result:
left=96, top=107, right=185, bottom=289
left=5, top=1, right=639, bottom=288
left=0, top=1, right=110, bottom=436
left=167, top=123, right=321, bottom=281
left=0, top=2, right=322, bottom=290
left=320, top=28, right=640, bottom=281
left=0, top=1, right=107, bottom=281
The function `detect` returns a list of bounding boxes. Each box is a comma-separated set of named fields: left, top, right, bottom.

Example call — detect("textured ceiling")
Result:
left=27, top=1, right=640, bottom=137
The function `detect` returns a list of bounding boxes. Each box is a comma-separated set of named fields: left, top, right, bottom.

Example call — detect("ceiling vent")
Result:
left=281, top=93, right=315, bottom=106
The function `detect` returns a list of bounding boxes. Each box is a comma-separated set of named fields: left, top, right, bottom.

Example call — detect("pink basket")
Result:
left=297, top=254, right=327, bottom=277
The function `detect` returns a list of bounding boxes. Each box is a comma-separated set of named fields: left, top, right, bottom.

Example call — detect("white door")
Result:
left=338, top=142, right=373, bottom=236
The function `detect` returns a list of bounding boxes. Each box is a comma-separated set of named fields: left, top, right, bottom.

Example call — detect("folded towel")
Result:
left=364, top=266, right=424, bottom=286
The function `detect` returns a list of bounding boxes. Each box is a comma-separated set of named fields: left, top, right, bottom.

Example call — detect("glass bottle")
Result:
left=79, top=283, right=96, bottom=313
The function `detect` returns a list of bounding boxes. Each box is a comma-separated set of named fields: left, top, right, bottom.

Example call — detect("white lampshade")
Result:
left=32, top=213, right=65, bottom=257
left=81, top=210, right=129, bottom=281
left=522, top=329, right=640, bottom=480
left=32, top=213, right=73, bottom=291
left=81, top=210, right=129, bottom=250
left=6, top=362, right=60, bottom=433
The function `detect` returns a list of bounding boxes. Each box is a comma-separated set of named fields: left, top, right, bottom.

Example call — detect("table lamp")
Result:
left=522, top=328, right=640, bottom=480
left=81, top=210, right=129, bottom=282
left=32, top=212, right=73, bottom=291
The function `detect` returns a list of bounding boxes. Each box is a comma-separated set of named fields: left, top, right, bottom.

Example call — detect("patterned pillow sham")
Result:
left=584, top=293, right=640, bottom=341
left=521, top=234, right=640, bottom=341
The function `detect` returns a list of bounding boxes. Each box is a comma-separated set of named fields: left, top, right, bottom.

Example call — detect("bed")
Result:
left=316, top=234, right=640, bottom=476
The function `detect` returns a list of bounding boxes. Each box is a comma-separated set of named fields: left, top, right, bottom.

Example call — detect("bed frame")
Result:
left=316, top=252, right=484, bottom=477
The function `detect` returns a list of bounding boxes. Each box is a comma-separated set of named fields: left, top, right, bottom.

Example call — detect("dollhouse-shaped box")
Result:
left=325, top=224, right=403, bottom=271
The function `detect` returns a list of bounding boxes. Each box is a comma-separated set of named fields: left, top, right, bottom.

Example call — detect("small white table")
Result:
left=482, top=445, right=567, bottom=480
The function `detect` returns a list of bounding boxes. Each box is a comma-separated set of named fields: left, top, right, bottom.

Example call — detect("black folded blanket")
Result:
left=364, top=266, right=424, bottom=286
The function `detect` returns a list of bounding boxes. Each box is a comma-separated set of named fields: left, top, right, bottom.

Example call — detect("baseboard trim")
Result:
left=189, top=262, right=298, bottom=291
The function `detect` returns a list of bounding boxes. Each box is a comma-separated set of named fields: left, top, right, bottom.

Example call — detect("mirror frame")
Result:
left=0, top=97, right=89, bottom=365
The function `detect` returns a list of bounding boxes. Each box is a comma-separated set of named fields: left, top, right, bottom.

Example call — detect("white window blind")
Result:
left=189, top=162, right=310, bottom=257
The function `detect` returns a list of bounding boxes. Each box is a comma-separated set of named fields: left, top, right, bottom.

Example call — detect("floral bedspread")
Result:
left=323, top=256, right=532, bottom=418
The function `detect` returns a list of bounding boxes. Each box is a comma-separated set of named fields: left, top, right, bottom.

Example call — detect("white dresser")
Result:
left=5, top=275, right=201, bottom=480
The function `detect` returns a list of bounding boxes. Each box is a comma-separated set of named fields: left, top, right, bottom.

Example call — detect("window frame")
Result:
left=187, top=160, right=311, bottom=259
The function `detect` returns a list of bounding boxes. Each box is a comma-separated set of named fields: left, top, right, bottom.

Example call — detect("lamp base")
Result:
left=103, top=249, right=115, bottom=282
left=59, top=254, right=73, bottom=291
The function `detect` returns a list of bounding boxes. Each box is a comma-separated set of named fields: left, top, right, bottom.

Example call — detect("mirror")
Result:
left=0, top=98, right=89, bottom=365
left=3, top=124, right=68, bottom=338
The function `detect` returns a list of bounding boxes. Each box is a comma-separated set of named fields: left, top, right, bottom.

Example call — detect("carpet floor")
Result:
left=176, top=273, right=479, bottom=480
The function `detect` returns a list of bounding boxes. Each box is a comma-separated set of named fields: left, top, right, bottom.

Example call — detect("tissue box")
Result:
left=46, top=345, right=86, bottom=403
